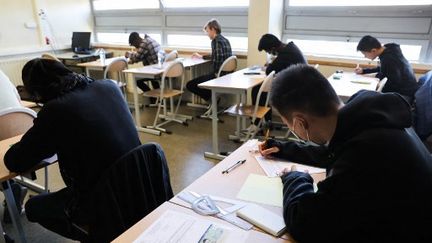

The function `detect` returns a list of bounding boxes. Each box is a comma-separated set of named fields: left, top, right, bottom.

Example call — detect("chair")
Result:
left=200, top=56, right=238, bottom=120
left=376, top=77, right=388, bottom=92
left=224, top=71, right=275, bottom=141
left=41, top=53, right=61, bottom=62
left=414, top=70, right=432, bottom=141
left=103, top=57, right=128, bottom=100
left=83, top=143, right=173, bottom=242
left=164, top=50, right=178, bottom=62
left=143, top=60, right=186, bottom=133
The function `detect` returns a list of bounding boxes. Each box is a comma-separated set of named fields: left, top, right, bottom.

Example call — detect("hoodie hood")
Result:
left=380, top=43, right=404, bottom=59
left=330, top=90, right=412, bottom=147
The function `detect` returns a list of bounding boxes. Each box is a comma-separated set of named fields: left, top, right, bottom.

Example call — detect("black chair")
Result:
left=73, top=143, right=173, bottom=242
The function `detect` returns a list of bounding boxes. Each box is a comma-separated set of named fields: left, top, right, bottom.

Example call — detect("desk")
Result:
left=123, top=58, right=210, bottom=136
left=328, top=72, right=379, bottom=102
left=113, top=202, right=292, bottom=243
left=76, top=57, right=122, bottom=77
left=56, top=52, right=113, bottom=73
left=199, top=69, right=266, bottom=160
left=20, top=101, right=37, bottom=109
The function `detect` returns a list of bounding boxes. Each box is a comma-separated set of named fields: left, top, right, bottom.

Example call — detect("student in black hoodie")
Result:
left=355, top=35, right=419, bottom=103
left=4, top=58, right=141, bottom=241
left=259, top=64, right=432, bottom=243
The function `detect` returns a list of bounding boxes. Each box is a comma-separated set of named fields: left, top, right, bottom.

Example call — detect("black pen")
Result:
left=222, top=159, right=246, bottom=174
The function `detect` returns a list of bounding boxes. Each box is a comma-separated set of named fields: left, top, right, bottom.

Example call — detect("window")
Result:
left=167, top=34, right=247, bottom=51
left=161, top=0, right=248, bottom=8
left=97, top=33, right=162, bottom=45
left=93, top=0, right=159, bottom=10
left=288, top=0, right=432, bottom=6
left=286, top=38, right=423, bottom=61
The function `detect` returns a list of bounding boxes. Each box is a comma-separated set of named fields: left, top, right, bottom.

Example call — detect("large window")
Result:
left=288, top=0, right=432, bottom=6
left=167, top=34, right=247, bottom=51
left=161, top=0, right=248, bottom=8
left=97, top=33, right=162, bottom=45
left=93, top=0, right=159, bottom=10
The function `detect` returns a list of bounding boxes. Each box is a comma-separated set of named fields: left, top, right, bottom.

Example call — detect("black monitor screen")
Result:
left=71, top=32, right=91, bottom=51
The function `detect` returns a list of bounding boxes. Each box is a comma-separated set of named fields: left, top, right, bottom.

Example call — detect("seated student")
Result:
left=4, top=59, right=141, bottom=241
left=0, top=69, right=21, bottom=110
left=125, top=32, right=161, bottom=102
left=259, top=64, right=432, bottom=243
left=255, top=34, right=307, bottom=124
left=186, top=19, right=232, bottom=103
left=355, top=35, right=419, bottom=103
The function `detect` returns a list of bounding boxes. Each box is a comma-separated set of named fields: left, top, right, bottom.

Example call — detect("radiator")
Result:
left=0, top=58, right=31, bottom=86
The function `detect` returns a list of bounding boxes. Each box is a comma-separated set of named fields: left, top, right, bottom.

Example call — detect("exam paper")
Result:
left=254, top=155, right=325, bottom=177
left=133, top=210, right=248, bottom=243
left=237, top=174, right=283, bottom=207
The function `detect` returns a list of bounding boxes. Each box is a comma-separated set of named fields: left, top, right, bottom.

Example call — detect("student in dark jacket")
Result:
left=355, top=35, right=419, bottom=103
left=254, top=34, right=307, bottom=124
left=4, top=58, right=141, bottom=241
left=259, top=64, right=432, bottom=243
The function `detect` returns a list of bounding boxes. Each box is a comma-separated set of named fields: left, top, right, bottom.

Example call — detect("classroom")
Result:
left=0, top=0, right=432, bottom=242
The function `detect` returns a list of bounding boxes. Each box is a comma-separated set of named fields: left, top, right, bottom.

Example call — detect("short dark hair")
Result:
left=357, top=35, right=382, bottom=52
left=258, top=34, right=282, bottom=52
left=22, top=58, right=93, bottom=102
left=128, top=32, right=141, bottom=46
left=270, top=64, right=340, bottom=119
left=204, top=19, right=221, bottom=34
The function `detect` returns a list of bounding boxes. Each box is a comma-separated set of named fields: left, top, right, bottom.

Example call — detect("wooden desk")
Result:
left=123, top=58, right=210, bottom=136
left=20, top=101, right=37, bottom=109
left=76, top=57, right=123, bottom=76
left=113, top=202, right=292, bottom=243
left=56, top=52, right=113, bottom=73
left=328, top=72, right=379, bottom=102
left=198, top=69, right=266, bottom=160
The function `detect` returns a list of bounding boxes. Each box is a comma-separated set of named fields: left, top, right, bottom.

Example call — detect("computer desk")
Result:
left=198, top=69, right=266, bottom=160
left=123, top=58, right=210, bottom=136
left=56, top=51, right=114, bottom=73
left=76, top=56, right=123, bottom=76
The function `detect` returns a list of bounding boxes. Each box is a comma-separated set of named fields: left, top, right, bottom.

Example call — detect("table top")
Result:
left=328, top=72, right=379, bottom=99
left=0, top=135, right=23, bottom=181
left=56, top=51, right=99, bottom=60
left=123, top=58, right=210, bottom=75
left=76, top=57, right=123, bottom=68
left=198, top=68, right=266, bottom=91
left=112, top=202, right=293, bottom=243
left=20, top=101, right=37, bottom=108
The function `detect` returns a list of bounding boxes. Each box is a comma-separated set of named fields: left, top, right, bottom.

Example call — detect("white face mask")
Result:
left=291, top=119, right=324, bottom=147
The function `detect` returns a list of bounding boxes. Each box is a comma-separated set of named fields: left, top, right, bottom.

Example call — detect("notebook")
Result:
left=236, top=204, right=286, bottom=237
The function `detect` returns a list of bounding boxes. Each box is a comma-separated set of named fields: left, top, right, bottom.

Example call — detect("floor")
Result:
left=2, top=95, right=282, bottom=242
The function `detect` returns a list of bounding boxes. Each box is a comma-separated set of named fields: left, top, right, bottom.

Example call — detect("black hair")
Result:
left=357, top=35, right=382, bottom=52
left=128, top=32, right=141, bottom=46
left=258, top=34, right=282, bottom=52
left=204, top=19, right=222, bottom=34
left=22, top=58, right=93, bottom=103
left=270, top=64, right=340, bottom=119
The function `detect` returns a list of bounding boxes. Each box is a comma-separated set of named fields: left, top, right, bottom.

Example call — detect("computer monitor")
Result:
left=71, top=32, right=91, bottom=53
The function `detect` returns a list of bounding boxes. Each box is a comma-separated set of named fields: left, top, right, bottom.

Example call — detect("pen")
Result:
left=262, top=128, right=270, bottom=149
left=222, top=159, right=246, bottom=174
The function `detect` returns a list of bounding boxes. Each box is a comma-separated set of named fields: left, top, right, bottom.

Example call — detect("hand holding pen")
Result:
left=222, top=159, right=246, bottom=174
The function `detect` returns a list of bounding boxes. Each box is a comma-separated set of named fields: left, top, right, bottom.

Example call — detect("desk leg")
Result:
left=2, top=181, right=26, bottom=243
left=204, top=90, right=226, bottom=160
left=85, top=67, right=90, bottom=77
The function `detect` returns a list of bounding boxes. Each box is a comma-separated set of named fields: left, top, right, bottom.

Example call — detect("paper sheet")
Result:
left=133, top=210, right=248, bottom=243
left=237, top=174, right=283, bottom=208
left=254, top=155, right=325, bottom=177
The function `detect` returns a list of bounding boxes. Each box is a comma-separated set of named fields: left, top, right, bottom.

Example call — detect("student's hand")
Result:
left=192, top=52, right=203, bottom=59
left=355, top=67, right=363, bottom=74
left=259, top=141, right=280, bottom=157
left=278, top=165, right=309, bottom=177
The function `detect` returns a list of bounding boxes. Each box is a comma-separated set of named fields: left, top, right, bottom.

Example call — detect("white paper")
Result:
left=133, top=210, right=248, bottom=243
left=254, top=155, right=325, bottom=177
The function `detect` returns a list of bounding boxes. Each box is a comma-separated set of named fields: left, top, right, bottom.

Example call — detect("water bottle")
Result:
left=157, top=50, right=166, bottom=68
left=99, top=48, right=106, bottom=65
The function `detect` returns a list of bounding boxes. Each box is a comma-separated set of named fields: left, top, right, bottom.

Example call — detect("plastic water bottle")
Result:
left=157, top=50, right=166, bottom=68
left=99, top=48, right=106, bottom=65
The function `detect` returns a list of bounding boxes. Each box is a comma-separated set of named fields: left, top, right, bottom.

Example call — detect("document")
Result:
left=134, top=210, right=248, bottom=243
left=237, top=174, right=283, bottom=207
left=254, top=155, right=325, bottom=177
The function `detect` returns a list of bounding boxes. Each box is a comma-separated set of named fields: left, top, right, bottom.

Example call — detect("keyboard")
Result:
left=73, top=50, right=93, bottom=55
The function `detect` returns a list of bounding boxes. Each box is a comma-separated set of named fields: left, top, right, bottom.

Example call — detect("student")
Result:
left=125, top=32, right=161, bottom=98
left=258, top=33, right=307, bottom=75
left=255, top=34, right=307, bottom=124
left=355, top=35, right=419, bottom=103
left=4, top=58, right=141, bottom=241
left=0, top=69, right=21, bottom=110
left=186, top=19, right=232, bottom=102
left=259, top=64, right=432, bottom=243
